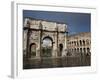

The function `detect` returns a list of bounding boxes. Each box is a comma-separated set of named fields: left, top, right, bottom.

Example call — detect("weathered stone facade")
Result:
left=67, top=32, right=91, bottom=56
left=23, top=18, right=68, bottom=59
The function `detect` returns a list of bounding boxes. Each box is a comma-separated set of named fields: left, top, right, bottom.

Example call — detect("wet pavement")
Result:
left=23, top=56, right=90, bottom=69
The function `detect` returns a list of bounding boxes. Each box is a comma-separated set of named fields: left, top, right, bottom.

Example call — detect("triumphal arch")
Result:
left=23, top=17, right=68, bottom=59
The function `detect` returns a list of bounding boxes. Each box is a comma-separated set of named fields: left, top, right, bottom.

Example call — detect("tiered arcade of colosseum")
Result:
left=67, top=32, right=91, bottom=57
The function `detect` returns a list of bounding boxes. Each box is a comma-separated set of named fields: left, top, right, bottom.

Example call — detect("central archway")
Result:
left=41, top=36, right=53, bottom=57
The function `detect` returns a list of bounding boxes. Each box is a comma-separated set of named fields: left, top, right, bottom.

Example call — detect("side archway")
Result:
left=58, top=43, right=63, bottom=56
left=30, top=43, right=36, bottom=57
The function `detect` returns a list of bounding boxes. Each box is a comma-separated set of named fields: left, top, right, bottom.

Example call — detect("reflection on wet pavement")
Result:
left=23, top=56, right=90, bottom=69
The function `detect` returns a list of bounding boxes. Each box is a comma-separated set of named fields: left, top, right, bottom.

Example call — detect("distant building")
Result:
left=67, top=32, right=91, bottom=56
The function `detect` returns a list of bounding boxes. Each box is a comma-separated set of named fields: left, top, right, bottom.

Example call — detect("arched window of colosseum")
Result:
left=77, top=48, right=79, bottom=52
left=72, top=41, right=73, bottom=46
left=86, top=39, right=89, bottom=45
left=74, top=41, right=76, bottom=46
left=87, top=48, right=90, bottom=56
left=83, top=48, right=86, bottom=53
left=80, top=40, right=82, bottom=46
left=69, top=42, right=71, bottom=46
left=80, top=48, right=82, bottom=53
left=87, top=48, right=90, bottom=53
left=30, top=43, right=36, bottom=57
left=74, top=48, right=76, bottom=53
left=83, top=40, right=85, bottom=46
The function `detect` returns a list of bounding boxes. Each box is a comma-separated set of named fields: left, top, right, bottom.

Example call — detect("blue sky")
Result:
left=23, top=10, right=91, bottom=35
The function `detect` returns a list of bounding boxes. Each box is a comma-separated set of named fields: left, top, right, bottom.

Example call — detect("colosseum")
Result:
left=67, top=32, right=91, bottom=57
left=23, top=17, right=91, bottom=69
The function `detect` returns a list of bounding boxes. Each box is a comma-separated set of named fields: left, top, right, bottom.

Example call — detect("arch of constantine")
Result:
left=23, top=17, right=68, bottom=59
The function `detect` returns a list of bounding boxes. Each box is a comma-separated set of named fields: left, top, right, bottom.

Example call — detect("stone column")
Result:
left=35, top=31, right=41, bottom=59
left=62, top=34, right=67, bottom=57
left=85, top=47, right=87, bottom=55
left=54, top=24, right=58, bottom=57
left=52, top=34, right=58, bottom=57
left=36, top=44, right=40, bottom=59
left=65, top=34, right=67, bottom=49
left=52, top=44, right=55, bottom=57
left=23, top=30, right=28, bottom=56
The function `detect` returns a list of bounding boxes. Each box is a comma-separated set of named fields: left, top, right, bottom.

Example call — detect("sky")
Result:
left=42, top=39, right=52, bottom=47
left=23, top=10, right=91, bottom=35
